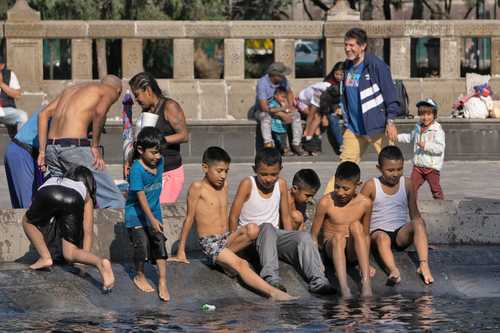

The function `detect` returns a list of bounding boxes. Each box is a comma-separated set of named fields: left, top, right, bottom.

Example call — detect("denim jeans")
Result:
left=257, top=110, right=303, bottom=146
left=327, top=113, right=344, bottom=153
left=45, top=144, right=125, bottom=208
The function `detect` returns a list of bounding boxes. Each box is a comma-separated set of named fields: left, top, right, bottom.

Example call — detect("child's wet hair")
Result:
left=64, top=165, right=97, bottom=206
left=378, top=145, right=405, bottom=166
left=133, top=126, right=162, bottom=160
left=293, top=169, right=321, bottom=191
left=202, top=146, right=231, bottom=165
left=255, top=147, right=282, bottom=168
left=335, top=161, right=361, bottom=183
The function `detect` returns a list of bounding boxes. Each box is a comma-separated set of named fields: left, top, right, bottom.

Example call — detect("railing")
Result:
left=2, top=1, right=500, bottom=119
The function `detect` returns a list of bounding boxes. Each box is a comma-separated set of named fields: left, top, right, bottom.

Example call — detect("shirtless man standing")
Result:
left=38, top=75, right=125, bottom=208
left=168, top=146, right=296, bottom=301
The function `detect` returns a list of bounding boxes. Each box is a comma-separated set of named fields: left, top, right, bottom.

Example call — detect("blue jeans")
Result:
left=327, top=113, right=344, bottom=154
left=4, top=142, right=43, bottom=208
left=45, top=144, right=125, bottom=208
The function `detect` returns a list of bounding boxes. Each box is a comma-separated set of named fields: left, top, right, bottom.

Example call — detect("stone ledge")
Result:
left=0, top=199, right=499, bottom=263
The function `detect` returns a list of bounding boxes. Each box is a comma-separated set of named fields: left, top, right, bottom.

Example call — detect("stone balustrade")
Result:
left=1, top=1, right=500, bottom=120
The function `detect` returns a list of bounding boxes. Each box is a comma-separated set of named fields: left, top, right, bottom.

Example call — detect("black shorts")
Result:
left=371, top=226, right=409, bottom=251
left=26, top=185, right=85, bottom=247
left=128, top=226, right=168, bottom=264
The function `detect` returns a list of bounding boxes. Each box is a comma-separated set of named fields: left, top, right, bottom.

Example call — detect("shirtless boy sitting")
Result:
left=168, top=146, right=295, bottom=301
left=361, top=146, right=434, bottom=285
left=288, top=169, right=321, bottom=231
left=311, top=161, right=372, bottom=299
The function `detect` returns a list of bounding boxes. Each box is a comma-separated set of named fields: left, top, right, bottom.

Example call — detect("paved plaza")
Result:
left=1, top=160, right=499, bottom=208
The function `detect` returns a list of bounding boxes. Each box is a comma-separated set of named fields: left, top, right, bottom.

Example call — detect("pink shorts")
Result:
left=159, top=165, right=185, bottom=204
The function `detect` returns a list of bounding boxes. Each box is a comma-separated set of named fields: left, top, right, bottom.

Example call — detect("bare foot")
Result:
left=386, top=269, right=401, bottom=286
left=417, top=263, right=434, bottom=285
left=340, top=287, right=353, bottom=300
left=133, top=274, right=155, bottom=293
left=361, top=282, right=373, bottom=298
left=270, top=289, right=299, bottom=301
left=29, top=257, right=53, bottom=270
left=98, top=259, right=115, bottom=292
left=356, top=265, right=377, bottom=278
left=158, top=280, right=170, bottom=302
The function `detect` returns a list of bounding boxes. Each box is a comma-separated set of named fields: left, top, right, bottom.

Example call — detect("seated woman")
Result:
left=22, top=165, right=115, bottom=292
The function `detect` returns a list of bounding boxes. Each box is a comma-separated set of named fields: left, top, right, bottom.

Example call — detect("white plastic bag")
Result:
left=463, top=96, right=490, bottom=119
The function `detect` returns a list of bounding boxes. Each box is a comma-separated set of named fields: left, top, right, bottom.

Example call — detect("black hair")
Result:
left=64, top=165, right=97, bottom=206
left=292, top=169, right=321, bottom=191
left=335, top=161, right=361, bottom=183
left=255, top=147, right=282, bottom=167
left=202, top=146, right=231, bottom=165
left=319, top=83, right=341, bottom=116
left=133, top=126, right=162, bottom=160
left=417, top=104, right=438, bottom=119
left=128, top=72, right=164, bottom=99
left=345, top=28, right=368, bottom=46
left=324, top=61, right=345, bottom=84
left=378, top=145, right=405, bottom=166
left=274, top=86, right=288, bottom=96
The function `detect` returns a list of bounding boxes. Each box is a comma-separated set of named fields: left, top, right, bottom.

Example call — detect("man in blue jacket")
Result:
left=324, top=27, right=400, bottom=193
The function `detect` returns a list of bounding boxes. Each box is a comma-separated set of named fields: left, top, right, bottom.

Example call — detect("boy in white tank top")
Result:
left=361, top=146, right=434, bottom=285
left=229, top=148, right=334, bottom=294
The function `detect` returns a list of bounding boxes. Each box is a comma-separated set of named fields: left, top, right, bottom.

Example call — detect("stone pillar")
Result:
left=6, top=0, right=43, bottom=90
left=71, top=39, right=92, bottom=80
left=325, top=38, right=344, bottom=74
left=173, top=39, right=194, bottom=80
left=390, top=37, right=411, bottom=79
left=492, top=38, right=500, bottom=77
left=440, top=37, right=460, bottom=79
left=274, top=39, right=295, bottom=78
left=224, top=39, right=245, bottom=80
left=122, top=38, right=143, bottom=79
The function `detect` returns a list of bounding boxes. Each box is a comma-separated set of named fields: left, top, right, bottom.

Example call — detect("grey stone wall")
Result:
left=2, top=1, right=500, bottom=120
left=0, top=199, right=499, bottom=263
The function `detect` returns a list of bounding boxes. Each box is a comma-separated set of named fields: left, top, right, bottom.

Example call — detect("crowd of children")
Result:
left=22, top=92, right=443, bottom=302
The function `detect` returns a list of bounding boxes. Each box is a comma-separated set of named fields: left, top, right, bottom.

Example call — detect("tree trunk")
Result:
left=96, top=39, right=108, bottom=79
left=411, top=0, right=424, bottom=19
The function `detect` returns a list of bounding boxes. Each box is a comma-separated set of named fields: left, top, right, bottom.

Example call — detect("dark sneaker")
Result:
left=270, top=281, right=288, bottom=293
left=291, top=144, right=306, bottom=156
left=310, top=283, right=336, bottom=295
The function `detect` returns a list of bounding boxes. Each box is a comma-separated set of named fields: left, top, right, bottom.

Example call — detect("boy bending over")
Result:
left=288, top=169, right=321, bottom=231
left=311, top=162, right=372, bottom=299
left=169, top=147, right=295, bottom=301
left=361, top=146, right=434, bottom=285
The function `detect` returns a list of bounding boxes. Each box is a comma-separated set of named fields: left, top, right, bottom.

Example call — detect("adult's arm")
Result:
left=37, top=96, right=60, bottom=170
left=91, top=92, right=117, bottom=170
left=228, top=178, right=252, bottom=232
left=0, top=74, right=21, bottom=99
left=163, top=100, right=188, bottom=144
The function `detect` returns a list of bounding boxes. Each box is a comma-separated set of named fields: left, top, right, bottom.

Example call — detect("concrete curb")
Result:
left=0, top=199, right=499, bottom=262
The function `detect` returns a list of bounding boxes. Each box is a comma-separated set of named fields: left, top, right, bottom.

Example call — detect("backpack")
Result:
left=393, top=79, right=411, bottom=118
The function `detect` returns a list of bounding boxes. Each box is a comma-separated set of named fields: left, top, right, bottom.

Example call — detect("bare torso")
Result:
left=194, top=180, right=229, bottom=237
left=48, top=83, right=107, bottom=139
left=322, top=194, right=369, bottom=241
